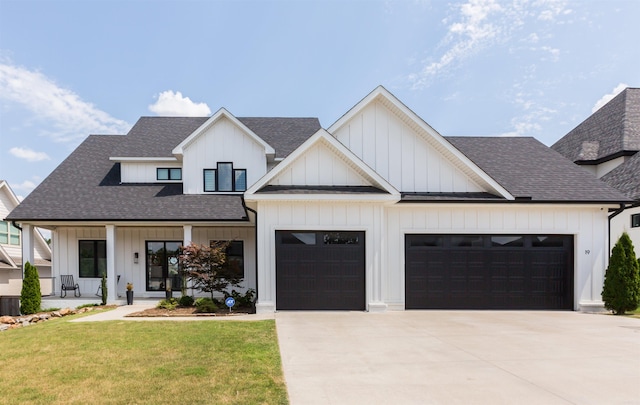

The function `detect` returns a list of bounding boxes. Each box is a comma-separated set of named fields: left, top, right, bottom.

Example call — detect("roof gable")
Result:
left=552, top=88, right=640, bottom=162
left=245, top=129, right=399, bottom=200
left=328, top=86, right=514, bottom=199
left=172, top=108, right=275, bottom=159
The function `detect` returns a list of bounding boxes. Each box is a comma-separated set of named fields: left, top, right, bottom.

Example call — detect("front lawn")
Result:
left=0, top=316, right=288, bottom=404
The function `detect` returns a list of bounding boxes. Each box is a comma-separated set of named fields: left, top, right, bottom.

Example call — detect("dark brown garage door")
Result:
left=405, top=234, right=573, bottom=310
left=276, top=231, right=365, bottom=310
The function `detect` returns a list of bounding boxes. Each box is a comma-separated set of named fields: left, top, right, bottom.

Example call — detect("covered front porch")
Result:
left=22, top=222, right=256, bottom=306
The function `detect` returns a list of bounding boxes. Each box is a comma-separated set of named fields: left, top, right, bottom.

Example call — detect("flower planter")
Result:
left=126, top=290, right=134, bottom=305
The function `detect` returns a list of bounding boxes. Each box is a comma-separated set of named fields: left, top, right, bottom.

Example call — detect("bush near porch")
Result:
left=0, top=316, right=288, bottom=404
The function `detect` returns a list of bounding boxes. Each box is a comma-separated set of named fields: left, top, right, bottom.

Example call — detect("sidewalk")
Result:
left=71, top=304, right=274, bottom=322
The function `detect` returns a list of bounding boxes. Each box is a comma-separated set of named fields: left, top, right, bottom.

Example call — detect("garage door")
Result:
left=276, top=231, right=365, bottom=310
left=405, top=234, right=573, bottom=310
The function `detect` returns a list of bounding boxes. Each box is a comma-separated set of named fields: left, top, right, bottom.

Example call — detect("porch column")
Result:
left=21, top=223, right=35, bottom=275
left=105, top=225, right=117, bottom=303
left=183, top=225, right=193, bottom=246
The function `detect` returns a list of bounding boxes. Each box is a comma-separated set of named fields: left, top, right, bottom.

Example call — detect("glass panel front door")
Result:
left=146, top=241, right=182, bottom=291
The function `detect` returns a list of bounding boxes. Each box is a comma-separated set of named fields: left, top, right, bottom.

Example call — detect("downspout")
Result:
left=241, top=197, right=259, bottom=305
left=607, top=202, right=637, bottom=251
left=12, top=221, right=22, bottom=231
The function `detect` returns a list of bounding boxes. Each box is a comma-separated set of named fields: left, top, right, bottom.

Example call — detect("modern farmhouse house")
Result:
left=6, top=86, right=630, bottom=312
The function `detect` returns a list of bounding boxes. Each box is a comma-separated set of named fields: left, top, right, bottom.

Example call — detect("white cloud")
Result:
left=0, top=62, right=131, bottom=143
left=148, top=90, right=211, bottom=116
left=9, top=147, right=50, bottom=162
left=592, top=83, right=628, bottom=113
left=408, top=0, right=571, bottom=89
left=11, top=179, right=37, bottom=195
left=410, top=0, right=502, bottom=89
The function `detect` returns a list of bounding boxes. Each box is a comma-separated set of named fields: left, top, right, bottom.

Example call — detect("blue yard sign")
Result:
left=225, top=297, right=235, bottom=312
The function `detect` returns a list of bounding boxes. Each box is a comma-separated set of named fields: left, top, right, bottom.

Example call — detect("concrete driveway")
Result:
left=275, top=311, right=640, bottom=405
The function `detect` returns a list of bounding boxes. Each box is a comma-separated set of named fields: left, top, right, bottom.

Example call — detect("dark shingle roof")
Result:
left=7, top=136, right=248, bottom=222
left=400, top=192, right=503, bottom=202
left=239, top=117, right=321, bottom=159
left=447, top=136, right=629, bottom=203
left=111, top=116, right=320, bottom=159
left=600, top=152, right=640, bottom=200
left=551, top=88, right=640, bottom=162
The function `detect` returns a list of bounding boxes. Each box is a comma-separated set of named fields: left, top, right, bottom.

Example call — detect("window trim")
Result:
left=156, top=167, right=182, bottom=181
left=210, top=240, right=244, bottom=278
left=632, top=213, right=640, bottom=228
left=78, top=240, right=107, bottom=278
left=0, top=221, right=21, bottom=246
left=203, top=162, right=247, bottom=192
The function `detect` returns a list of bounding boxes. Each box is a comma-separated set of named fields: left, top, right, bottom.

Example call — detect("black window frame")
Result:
left=632, top=213, right=640, bottom=228
left=203, top=162, right=247, bottom=192
left=210, top=240, right=244, bottom=278
left=157, top=167, right=182, bottom=181
left=79, top=240, right=107, bottom=278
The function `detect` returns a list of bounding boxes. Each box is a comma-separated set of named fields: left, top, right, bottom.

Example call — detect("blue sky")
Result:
left=1, top=0, right=639, bottom=199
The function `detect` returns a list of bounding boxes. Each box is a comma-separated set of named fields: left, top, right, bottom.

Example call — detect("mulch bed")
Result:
left=126, top=306, right=254, bottom=317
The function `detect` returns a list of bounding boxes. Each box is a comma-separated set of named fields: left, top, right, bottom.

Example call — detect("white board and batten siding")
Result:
left=120, top=162, right=183, bottom=183
left=332, top=100, right=484, bottom=193
left=181, top=117, right=267, bottom=194
left=53, top=226, right=256, bottom=298
left=384, top=204, right=611, bottom=311
left=270, top=140, right=370, bottom=186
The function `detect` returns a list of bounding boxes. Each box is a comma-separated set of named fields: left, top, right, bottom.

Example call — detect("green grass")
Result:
left=0, top=316, right=288, bottom=404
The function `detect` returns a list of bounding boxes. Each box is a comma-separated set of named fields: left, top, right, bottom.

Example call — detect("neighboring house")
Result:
left=552, top=88, right=640, bottom=252
left=0, top=180, right=52, bottom=296
left=6, top=87, right=629, bottom=312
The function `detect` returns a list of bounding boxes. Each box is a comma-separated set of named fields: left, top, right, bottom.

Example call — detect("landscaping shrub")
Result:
left=157, top=298, right=179, bottom=310
left=178, top=295, right=194, bottom=307
left=195, top=297, right=217, bottom=313
left=20, top=262, right=41, bottom=315
left=602, top=232, right=640, bottom=315
left=100, top=273, right=108, bottom=305
left=228, top=289, right=256, bottom=308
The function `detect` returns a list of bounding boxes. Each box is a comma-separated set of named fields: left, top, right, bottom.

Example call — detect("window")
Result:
left=203, top=162, right=247, bottom=192
left=157, top=168, right=182, bottom=181
left=0, top=221, right=21, bottom=246
left=211, top=240, right=244, bottom=277
left=146, top=241, right=182, bottom=291
left=632, top=214, right=640, bottom=228
left=79, top=240, right=106, bottom=278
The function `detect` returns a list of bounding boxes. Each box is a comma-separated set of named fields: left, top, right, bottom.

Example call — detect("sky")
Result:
left=0, top=0, right=639, bottom=199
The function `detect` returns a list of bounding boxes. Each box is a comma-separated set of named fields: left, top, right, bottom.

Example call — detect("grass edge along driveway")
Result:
left=0, top=315, right=288, bottom=405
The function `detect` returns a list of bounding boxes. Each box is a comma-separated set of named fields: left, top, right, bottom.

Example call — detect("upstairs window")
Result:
left=203, top=162, right=247, bottom=192
left=157, top=168, right=182, bottom=181
left=632, top=214, right=640, bottom=228
left=0, top=221, right=20, bottom=246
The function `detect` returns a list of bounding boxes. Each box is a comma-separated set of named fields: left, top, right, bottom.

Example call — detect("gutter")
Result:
left=241, top=196, right=259, bottom=305
left=607, top=200, right=640, bottom=251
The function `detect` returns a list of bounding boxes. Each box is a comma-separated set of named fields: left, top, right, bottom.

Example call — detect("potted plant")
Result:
left=126, top=282, right=134, bottom=305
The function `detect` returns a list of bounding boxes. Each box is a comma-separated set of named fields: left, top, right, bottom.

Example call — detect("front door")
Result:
left=146, top=241, right=182, bottom=292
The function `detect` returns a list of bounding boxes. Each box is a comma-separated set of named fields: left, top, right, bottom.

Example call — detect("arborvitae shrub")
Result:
left=20, top=262, right=41, bottom=315
left=101, top=273, right=108, bottom=305
left=602, top=232, right=640, bottom=314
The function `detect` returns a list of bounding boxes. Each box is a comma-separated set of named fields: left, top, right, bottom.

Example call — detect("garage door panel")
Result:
left=276, top=231, right=365, bottom=310
left=406, top=234, right=573, bottom=310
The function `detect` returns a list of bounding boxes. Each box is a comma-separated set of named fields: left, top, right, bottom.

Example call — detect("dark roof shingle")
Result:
left=447, top=136, right=629, bottom=202
left=7, top=136, right=248, bottom=221
left=600, top=152, right=640, bottom=200
left=551, top=88, right=640, bottom=162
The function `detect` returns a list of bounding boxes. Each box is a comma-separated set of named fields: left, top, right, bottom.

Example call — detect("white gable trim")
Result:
left=328, top=86, right=514, bottom=200
left=0, top=181, right=52, bottom=259
left=245, top=129, right=400, bottom=200
left=171, top=108, right=276, bottom=158
left=0, top=244, right=18, bottom=268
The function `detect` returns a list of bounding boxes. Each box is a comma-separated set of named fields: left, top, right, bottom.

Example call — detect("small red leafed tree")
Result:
left=179, top=242, right=242, bottom=301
